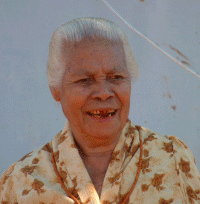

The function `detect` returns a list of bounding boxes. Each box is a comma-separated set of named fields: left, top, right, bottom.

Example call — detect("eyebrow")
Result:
left=107, top=66, right=126, bottom=74
left=71, top=69, right=93, bottom=77
left=71, top=66, right=126, bottom=77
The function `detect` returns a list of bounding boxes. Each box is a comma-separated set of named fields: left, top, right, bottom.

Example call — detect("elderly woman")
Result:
left=0, top=17, right=200, bottom=204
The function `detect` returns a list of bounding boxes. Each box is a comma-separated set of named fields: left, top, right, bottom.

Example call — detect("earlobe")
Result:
left=49, top=86, right=61, bottom=102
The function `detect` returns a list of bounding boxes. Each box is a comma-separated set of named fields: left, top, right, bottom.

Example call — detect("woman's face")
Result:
left=55, top=37, right=131, bottom=146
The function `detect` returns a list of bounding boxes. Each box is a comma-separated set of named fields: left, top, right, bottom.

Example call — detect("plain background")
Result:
left=0, top=0, right=200, bottom=176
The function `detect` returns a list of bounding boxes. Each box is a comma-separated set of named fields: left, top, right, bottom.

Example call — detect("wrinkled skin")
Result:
left=51, top=37, right=131, bottom=148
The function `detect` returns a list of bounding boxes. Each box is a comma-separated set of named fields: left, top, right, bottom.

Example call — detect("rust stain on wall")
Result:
left=171, top=105, right=177, bottom=111
left=169, top=45, right=189, bottom=60
left=181, top=60, right=191, bottom=67
left=163, top=76, right=172, bottom=99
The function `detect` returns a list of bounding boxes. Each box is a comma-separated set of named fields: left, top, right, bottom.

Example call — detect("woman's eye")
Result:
left=76, top=78, right=93, bottom=84
left=110, top=75, right=124, bottom=81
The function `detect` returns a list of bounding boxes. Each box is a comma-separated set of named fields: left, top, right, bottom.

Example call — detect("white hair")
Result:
left=47, top=17, right=139, bottom=89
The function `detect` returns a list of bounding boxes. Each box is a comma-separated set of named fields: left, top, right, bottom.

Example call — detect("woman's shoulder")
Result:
left=135, top=125, right=174, bottom=146
left=137, top=125, right=190, bottom=150
left=135, top=124, right=197, bottom=164
left=0, top=145, right=41, bottom=201
left=1, top=145, right=41, bottom=177
left=0, top=131, right=62, bottom=188
left=0, top=131, right=64, bottom=202
left=138, top=125, right=199, bottom=174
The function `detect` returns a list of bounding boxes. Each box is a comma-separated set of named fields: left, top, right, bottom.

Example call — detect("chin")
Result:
left=86, top=124, right=122, bottom=140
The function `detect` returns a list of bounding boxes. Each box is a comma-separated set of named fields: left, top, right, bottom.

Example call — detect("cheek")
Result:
left=117, top=83, right=131, bottom=106
left=61, top=95, right=83, bottom=121
left=61, top=87, right=90, bottom=113
left=72, top=95, right=85, bottom=107
left=72, top=87, right=92, bottom=108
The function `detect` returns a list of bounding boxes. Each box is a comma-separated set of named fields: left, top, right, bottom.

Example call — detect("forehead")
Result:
left=66, top=37, right=127, bottom=75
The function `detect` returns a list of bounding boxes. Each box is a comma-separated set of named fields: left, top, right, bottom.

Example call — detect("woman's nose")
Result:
left=92, top=80, right=114, bottom=101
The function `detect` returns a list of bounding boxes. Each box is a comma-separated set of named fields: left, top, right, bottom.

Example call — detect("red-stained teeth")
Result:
left=87, top=109, right=116, bottom=118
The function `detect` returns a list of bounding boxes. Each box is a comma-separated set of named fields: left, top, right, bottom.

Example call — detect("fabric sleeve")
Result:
left=0, top=162, right=18, bottom=203
left=169, top=135, right=200, bottom=204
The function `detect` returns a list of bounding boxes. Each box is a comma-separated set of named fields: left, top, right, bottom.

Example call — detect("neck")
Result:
left=74, top=134, right=120, bottom=197
left=78, top=144, right=117, bottom=198
left=75, top=134, right=120, bottom=158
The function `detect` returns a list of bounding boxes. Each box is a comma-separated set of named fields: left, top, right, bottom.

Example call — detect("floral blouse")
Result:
left=0, top=120, right=200, bottom=204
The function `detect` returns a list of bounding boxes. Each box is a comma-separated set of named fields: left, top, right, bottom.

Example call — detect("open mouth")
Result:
left=87, top=109, right=117, bottom=119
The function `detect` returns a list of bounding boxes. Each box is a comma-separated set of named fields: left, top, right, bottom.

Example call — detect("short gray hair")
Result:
left=47, top=17, right=139, bottom=89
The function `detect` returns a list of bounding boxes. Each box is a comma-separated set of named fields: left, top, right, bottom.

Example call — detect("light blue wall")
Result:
left=0, top=0, right=200, bottom=176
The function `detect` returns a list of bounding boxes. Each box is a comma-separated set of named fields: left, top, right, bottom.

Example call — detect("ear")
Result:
left=49, top=86, right=61, bottom=102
